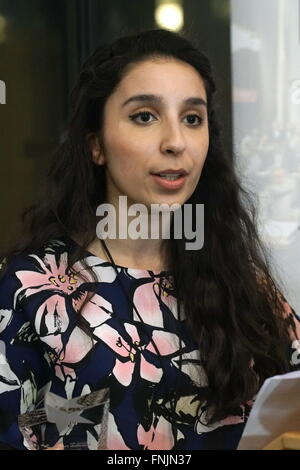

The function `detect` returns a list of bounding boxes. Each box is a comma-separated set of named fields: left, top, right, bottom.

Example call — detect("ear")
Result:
left=86, top=133, right=106, bottom=166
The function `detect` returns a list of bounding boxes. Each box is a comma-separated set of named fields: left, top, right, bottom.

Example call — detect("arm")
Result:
left=0, top=259, right=52, bottom=450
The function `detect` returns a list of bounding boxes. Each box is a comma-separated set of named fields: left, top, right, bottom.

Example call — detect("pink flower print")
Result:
left=132, top=277, right=178, bottom=328
left=48, top=326, right=94, bottom=383
left=145, top=329, right=185, bottom=356
left=14, top=252, right=89, bottom=336
left=14, top=253, right=89, bottom=306
left=62, top=326, right=94, bottom=364
left=79, top=294, right=113, bottom=327
left=106, top=412, right=131, bottom=450
left=15, top=250, right=118, bottom=307
left=94, top=322, right=184, bottom=387
left=94, top=322, right=161, bottom=386
left=137, top=415, right=184, bottom=450
left=15, top=252, right=115, bottom=371
left=22, top=427, right=40, bottom=450
left=126, top=269, right=152, bottom=279
left=34, top=292, right=113, bottom=365
left=54, top=362, right=77, bottom=383
left=34, top=294, right=70, bottom=344
left=15, top=249, right=112, bottom=325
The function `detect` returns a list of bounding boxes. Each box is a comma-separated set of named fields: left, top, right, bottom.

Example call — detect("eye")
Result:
left=184, top=114, right=203, bottom=126
left=129, top=111, right=155, bottom=124
left=129, top=111, right=204, bottom=126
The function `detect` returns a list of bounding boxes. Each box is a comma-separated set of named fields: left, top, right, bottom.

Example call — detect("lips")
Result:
left=152, top=168, right=188, bottom=176
left=151, top=173, right=186, bottom=190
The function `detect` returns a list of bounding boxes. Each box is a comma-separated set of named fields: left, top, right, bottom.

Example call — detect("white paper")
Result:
left=238, top=370, right=300, bottom=449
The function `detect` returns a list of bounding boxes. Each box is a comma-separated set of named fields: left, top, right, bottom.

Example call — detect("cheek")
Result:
left=106, top=133, right=151, bottom=174
left=202, top=141, right=209, bottom=164
left=193, top=139, right=209, bottom=170
left=200, top=132, right=210, bottom=162
left=201, top=128, right=210, bottom=154
left=105, top=140, right=134, bottom=173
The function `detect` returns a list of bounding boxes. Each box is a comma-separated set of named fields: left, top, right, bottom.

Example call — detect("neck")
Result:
left=92, top=210, right=170, bottom=271
left=75, top=197, right=174, bottom=271
left=101, top=237, right=167, bottom=269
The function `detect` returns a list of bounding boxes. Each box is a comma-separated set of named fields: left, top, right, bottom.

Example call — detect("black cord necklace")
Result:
left=99, top=238, right=183, bottom=449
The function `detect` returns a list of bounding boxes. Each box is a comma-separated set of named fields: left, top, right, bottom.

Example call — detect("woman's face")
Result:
left=91, top=58, right=209, bottom=209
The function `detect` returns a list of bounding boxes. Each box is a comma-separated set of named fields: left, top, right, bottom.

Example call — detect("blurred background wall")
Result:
left=231, top=0, right=300, bottom=311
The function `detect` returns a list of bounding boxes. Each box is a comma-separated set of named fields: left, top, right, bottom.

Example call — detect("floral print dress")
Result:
left=0, top=236, right=299, bottom=450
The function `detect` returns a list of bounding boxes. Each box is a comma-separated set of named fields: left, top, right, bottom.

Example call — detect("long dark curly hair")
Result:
left=1, top=28, right=298, bottom=425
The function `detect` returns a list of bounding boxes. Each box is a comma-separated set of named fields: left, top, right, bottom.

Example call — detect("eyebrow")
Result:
left=121, top=94, right=207, bottom=108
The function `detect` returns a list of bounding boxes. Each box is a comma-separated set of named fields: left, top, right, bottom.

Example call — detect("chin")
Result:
left=149, top=198, right=184, bottom=209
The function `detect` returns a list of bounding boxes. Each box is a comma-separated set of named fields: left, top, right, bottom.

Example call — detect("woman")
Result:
left=0, top=28, right=299, bottom=450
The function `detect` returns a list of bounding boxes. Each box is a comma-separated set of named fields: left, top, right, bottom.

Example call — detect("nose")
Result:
left=160, top=120, right=186, bottom=156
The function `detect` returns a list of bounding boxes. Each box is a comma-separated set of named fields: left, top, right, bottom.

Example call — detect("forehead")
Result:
left=115, top=58, right=207, bottom=98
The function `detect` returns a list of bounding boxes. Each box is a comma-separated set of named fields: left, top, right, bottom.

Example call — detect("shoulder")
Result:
left=0, top=237, right=72, bottom=273
left=0, top=237, right=74, bottom=309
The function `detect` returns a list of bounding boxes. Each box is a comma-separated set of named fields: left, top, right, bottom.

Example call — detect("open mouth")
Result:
left=155, top=174, right=182, bottom=181
left=150, top=173, right=186, bottom=189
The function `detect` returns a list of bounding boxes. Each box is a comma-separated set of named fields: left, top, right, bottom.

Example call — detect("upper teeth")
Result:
left=159, top=174, right=181, bottom=180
